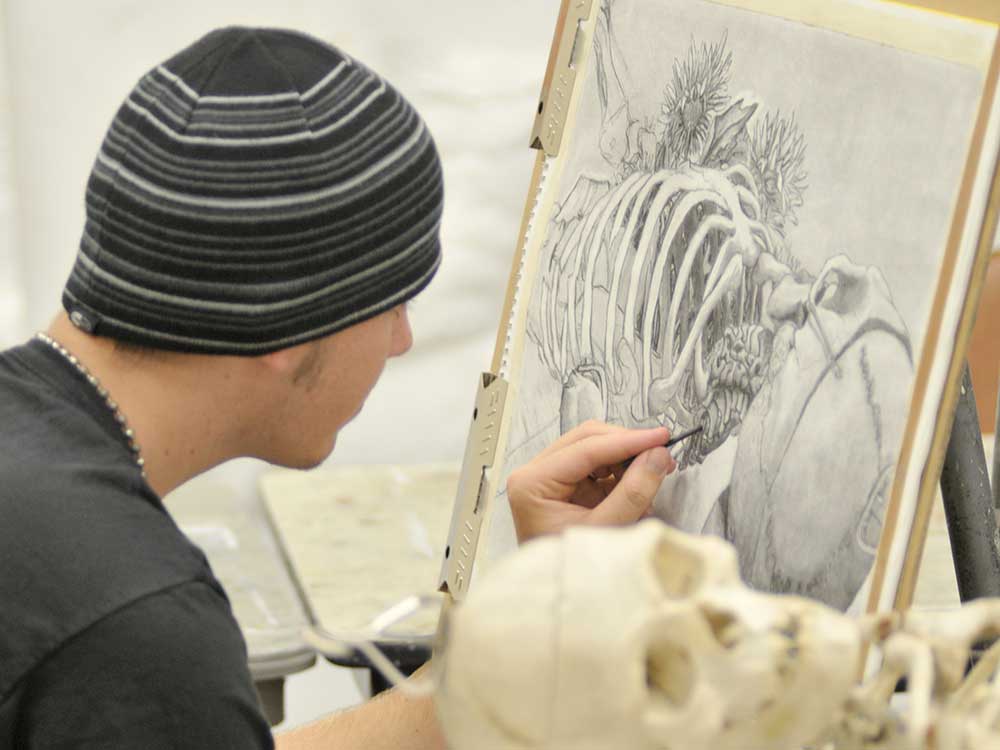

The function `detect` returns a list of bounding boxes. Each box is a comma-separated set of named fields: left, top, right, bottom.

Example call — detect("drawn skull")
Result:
left=435, top=520, right=861, bottom=750
left=727, top=256, right=913, bottom=608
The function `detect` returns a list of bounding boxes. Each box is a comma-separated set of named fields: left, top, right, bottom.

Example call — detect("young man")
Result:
left=0, top=28, right=676, bottom=749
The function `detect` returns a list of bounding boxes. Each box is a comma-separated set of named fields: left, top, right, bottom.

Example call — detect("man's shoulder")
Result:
left=0, top=455, right=204, bottom=584
left=0, top=461, right=215, bottom=704
left=0, top=342, right=134, bottom=473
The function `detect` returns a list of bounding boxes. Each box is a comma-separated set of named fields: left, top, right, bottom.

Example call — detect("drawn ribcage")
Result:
left=534, top=165, right=792, bottom=454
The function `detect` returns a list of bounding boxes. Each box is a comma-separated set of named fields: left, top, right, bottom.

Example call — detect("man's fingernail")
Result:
left=644, top=447, right=671, bottom=476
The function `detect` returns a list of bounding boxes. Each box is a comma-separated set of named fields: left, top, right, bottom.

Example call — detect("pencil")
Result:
left=665, top=425, right=704, bottom=448
left=620, top=425, right=703, bottom=470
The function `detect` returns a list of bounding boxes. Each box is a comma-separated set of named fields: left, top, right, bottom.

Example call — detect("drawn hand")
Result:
left=811, top=255, right=873, bottom=314
left=506, top=420, right=676, bottom=543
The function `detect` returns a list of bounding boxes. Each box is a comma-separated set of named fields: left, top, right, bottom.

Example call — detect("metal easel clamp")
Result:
left=529, top=0, right=595, bottom=157
left=438, top=372, right=509, bottom=601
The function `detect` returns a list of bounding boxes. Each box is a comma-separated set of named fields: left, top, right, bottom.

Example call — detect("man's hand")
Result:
left=507, top=420, right=677, bottom=543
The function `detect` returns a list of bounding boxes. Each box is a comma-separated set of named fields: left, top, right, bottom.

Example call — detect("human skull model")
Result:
left=434, top=520, right=861, bottom=750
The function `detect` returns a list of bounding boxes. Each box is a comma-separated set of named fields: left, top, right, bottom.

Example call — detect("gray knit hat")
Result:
left=63, top=27, right=443, bottom=354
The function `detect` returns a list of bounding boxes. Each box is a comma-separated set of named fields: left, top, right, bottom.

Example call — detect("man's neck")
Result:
left=45, top=313, right=252, bottom=497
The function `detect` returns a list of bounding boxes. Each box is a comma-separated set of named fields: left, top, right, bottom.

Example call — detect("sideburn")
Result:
left=291, top=341, right=324, bottom=388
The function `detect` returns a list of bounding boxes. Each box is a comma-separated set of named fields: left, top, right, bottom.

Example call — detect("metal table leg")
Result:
left=940, top=365, right=1000, bottom=601
left=254, top=678, right=286, bottom=727
left=993, top=381, right=999, bottom=508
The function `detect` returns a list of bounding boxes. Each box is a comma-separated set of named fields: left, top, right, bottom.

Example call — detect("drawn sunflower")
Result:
left=658, top=35, right=733, bottom=168
left=748, top=111, right=808, bottom=236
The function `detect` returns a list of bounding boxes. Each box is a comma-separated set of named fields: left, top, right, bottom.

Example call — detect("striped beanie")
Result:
left=63, top=27, right=443, bottom=354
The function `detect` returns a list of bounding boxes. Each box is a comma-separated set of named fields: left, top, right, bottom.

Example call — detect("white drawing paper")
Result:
left=487, top=0, right=994, bottom=613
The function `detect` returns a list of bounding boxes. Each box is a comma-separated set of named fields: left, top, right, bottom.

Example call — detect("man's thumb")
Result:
left=590, top=447, right=674, bottom=525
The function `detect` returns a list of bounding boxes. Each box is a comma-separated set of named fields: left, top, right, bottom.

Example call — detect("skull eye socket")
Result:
left=703, top=606, right=742, bottom=648
left=653, top=538, right=704, bottom=597
left=646, top=641, right=695, bottom=707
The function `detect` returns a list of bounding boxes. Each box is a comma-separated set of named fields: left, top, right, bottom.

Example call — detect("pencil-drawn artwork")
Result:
left=496, top=0, right=986, bottom=612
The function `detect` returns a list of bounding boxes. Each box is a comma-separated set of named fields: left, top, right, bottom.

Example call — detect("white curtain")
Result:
left=0, top=0, right=25, bottom=347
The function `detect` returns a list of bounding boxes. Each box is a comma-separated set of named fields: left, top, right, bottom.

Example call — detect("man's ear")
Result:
left=256, top=340, right=324, bottom=385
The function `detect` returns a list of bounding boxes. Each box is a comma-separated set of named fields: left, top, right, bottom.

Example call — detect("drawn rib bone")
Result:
left=735, top=185, right=762, bottom=220
left=624, top=189, right=726, bottom=395
left=649, top=253, right=745, bottom=412
left=623, top=190, right=728, bottom=339
left=543, top=183, right=615, bottom=375
left=547, top=224, right=580, bottom=376
left=656, top=243, right=787, bottom=416
left=648, top=202, right=727, bottom=392
left=562, top=187, right=622, bottom=367
left=542, top=219, right=587, bottom=376
left=579, top=172, right=650, bottom=360
left=559, top=313, right=569, bottom=376
left=603, top=173, right=700, bottom=384
left=536, top=279, right=554, bottom=373
left=692, top=333, right=710, bottom=403
left=661, top=214, right=735, bottom=366
left=723, top=163, right=761, bottom=194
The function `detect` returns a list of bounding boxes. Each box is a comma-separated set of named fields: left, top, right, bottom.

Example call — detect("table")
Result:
left=164, top=479, right=316, bottom=724
left=260, top=464, right=459, bottom=692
